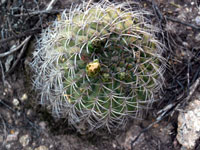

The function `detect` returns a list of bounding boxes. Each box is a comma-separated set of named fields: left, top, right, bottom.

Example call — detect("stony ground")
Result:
left=1, top=0, right=200, bottom=150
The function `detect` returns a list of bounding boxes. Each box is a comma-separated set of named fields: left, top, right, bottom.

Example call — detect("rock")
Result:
left=34, top=145, right=48, bottom=150
left=6, top=131, right=19, bottom=142
left=19, top=134, right=31, bottom=147
left=176, top=99, right=200, bottom=149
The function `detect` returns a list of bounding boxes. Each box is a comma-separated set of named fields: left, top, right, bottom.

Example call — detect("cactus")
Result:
left=31, top=1, right=165, bottom=132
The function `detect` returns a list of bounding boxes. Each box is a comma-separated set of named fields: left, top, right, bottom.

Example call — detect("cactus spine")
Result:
left=31, top=1, right=165, bottom=132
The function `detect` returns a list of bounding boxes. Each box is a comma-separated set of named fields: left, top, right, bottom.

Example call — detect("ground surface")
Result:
left=0, top=0, right=200, bottom=150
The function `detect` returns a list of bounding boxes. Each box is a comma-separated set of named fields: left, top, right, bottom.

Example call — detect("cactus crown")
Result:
left=31, top=1, right=165, bottom=132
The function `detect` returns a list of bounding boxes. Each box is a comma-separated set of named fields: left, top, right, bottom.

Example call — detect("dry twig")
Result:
left=0, top=0, right=58, bottom=74
left=0, top=60, right=5, bottom=86
left=0, top=28, right=41, bottom=45
left=0, top=99, right=14, bottom=112
left=0, top=36, right=31, bottom=58
left=46, top=0, right=58, bottom=11
left=13, top=9, right=65, bottom=17
left=166, top=16, right=200, bottom=31
left=5, top=38, right=29, bottom=75
left=0, top=114, right=7, bottom=144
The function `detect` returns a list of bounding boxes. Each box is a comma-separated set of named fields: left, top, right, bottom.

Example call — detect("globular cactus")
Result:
left=31, top=1, right=165, bottom=132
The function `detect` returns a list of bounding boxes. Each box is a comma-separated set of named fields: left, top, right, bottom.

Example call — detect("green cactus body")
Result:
left=31, top=1, right=165, bottom=132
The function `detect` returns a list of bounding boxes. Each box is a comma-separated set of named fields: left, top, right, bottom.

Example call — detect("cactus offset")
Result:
left=31, top=1, right=165, bottom=132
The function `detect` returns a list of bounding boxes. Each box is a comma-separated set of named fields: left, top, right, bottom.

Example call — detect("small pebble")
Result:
left=21, top=93, right=28, bottom=101
left=49, top=145, right=53, bottom=149
left=112, top=143, right=117, bottom=148
left=195, top=16, right=200, bottom=26
left=0, top=135, right=3, bottom=143
left=6, top=112, right=13, bottom=124
left=185, top=7, right=189, bottom=12
left=195, top=33, right=200, bottom=41
left=34, top=145, right=48, bottom=150
left=16, top=112, right=21, bottom=117
left=19, top=134, right=30, bottom=147
left=26, top=109, right=34, bottom=117
left=26, top=147, right=33, bottom=150
left=6, top=131, right=19, bottom=142
left=13, top=98, right=20, bottom=106
left=5, top=144, right=11, bottom=149
left=39, top=121, right=46, bottom=130
left=32, top=142, right=36, bottom=147
left=182, top=42, right=189, bottom=48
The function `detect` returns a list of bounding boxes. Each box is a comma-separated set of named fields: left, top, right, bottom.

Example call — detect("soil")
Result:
left=0, top=0, right=200, bottom=150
